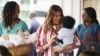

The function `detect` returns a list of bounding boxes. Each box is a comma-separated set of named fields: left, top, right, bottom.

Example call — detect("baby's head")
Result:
left=62, top=16, right=75, bottom=29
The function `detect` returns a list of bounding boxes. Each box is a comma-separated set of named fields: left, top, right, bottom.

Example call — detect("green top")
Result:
left=0, top=19, right=28, bottom=35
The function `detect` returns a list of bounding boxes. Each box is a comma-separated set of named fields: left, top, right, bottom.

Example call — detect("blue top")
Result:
left=0, top=19, right=28, bottom=35
left=75, top=24, right=100, bottom=56
left=29, top=18, right=40, bottom=34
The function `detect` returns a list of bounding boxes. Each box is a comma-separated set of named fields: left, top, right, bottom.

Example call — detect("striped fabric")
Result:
left=36, top=25, right=69, bottom=56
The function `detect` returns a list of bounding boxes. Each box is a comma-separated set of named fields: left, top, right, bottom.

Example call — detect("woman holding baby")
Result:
left=36, top=4, right=76, bottom=56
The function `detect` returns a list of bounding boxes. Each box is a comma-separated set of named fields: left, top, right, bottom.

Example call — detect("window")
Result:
left=33, top=0, right=37, bottom=4
left=20, top=0, right=29, bottom=4
left=35, top=11, right=46, bottom=17
left=0, top=0, right=8, bottom=3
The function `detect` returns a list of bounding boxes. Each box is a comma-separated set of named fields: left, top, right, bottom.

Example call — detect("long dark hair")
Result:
left=2, top=1, right=19, bottom=28
left=0, top=46, right=12, bottom=56
left=84, top=7, right=99, bottom=25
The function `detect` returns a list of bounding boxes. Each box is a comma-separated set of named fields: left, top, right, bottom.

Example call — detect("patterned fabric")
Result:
left=0, top=19, right=28, bottom=35
left=75, top=24, right=100, bottom=56
left=36, top=25, right=69, bottom=56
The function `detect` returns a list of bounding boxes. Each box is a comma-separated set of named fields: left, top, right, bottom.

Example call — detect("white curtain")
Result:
left=62, top=0, right=82, bottom=28
left=62, top=1, right=82, bottom=56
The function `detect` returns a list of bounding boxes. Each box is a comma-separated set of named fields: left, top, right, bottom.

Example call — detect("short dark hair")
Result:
left=62, top=16, right=75, bottom=29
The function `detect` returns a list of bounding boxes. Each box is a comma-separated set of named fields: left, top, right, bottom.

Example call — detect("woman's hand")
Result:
left=75, top=36, right=80, bottom=46
left=54, top=45, right=74, bottom=53
left=48, top=35, right=57, bottom=46
left=53, top=46, right=63, bottom=53
left=43, top=35, right=56, bottom=50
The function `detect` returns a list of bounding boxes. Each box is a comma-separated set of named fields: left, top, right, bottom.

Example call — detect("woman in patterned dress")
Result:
left=75, top=7, right=100, bottom=56
left=36, top=4, right=77, bottom=56
left=36, top=4, right=64, bottom=56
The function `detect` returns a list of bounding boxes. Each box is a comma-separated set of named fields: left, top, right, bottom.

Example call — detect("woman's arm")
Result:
left=54, top=44, right=73, bottom=53
left=37, top=34, right=56, bottom=53
left=54, top=36, right=80, bottom=53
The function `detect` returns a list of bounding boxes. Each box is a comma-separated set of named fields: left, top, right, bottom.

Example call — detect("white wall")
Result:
left=62, top=0, right=82, bottom=28
left=62, top=0, right=83, bottom=56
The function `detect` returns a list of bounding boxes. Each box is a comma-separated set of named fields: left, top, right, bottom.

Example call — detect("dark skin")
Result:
left=82, top=10, right=98, bottom=51
left=53, top=44, right=73, bottom=53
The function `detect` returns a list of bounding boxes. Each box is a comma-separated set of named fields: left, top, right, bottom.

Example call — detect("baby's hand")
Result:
left=24, top=31, right=29, bottom=36
left=18, top=30, right=25, bottom=37
left=3, top=35, right=9, bottom=41
left=51, top=35, right=57, bottom=40
left=48, top=35, right=57, bottom=45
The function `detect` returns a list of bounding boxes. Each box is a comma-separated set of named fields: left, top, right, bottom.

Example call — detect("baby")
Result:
left=54, top=16, right=75, bottom=56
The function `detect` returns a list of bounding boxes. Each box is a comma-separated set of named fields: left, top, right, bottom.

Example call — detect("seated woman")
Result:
left=0, top=1, right=28, bottom=35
